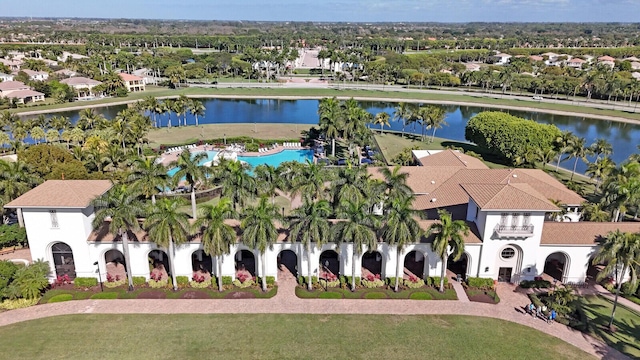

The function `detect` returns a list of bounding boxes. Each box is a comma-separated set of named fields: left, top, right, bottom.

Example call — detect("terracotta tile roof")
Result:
left=367, top=166, right=460, bottom=194
left=541, top=222, right=640, bottom=245
left=461, top=183, right=559, bottom=211
left=0, top=81, right=28, bottom=92
left=508, top=169, right=585, bottom=205
left=417, top=149, right=488, bottom=169
left=5, top=89, right=44, bottom=99
left=417, top=219, right=482, bottom=244
left=60, top=77, right=102, bottom=87
left=5, top=180, right=113, bottom=208
left=119, top=73, right=143, bottom=82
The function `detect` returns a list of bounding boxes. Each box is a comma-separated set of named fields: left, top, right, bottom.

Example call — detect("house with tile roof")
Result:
left=0, top=80, right=45, bottom=104
left=6, top=162, right=638, bottom=286
left=60, top=77, right=103, bottom=99
left=118, top=73, right=145, bottom=92
left=20, top=69, right=49, bottom=81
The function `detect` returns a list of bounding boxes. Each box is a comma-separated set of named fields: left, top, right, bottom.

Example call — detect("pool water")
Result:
left=166, top=149, right=313, bottom=177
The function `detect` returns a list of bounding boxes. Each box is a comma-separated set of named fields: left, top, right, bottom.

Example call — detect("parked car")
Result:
left=532, top=96, right=543, bottom=100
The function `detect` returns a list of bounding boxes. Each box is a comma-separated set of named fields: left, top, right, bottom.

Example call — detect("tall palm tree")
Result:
left=289, top=199, right=332, bottom=291
left=144, top=197, right=192, bottom=291
left=426, top=105, right=447, bottom=143
left=318, top=97, right=343, bottom=157
left=127, top=157, right=168, bottom=204
left=170, top=149, right=209, bottom=219
left=195, top=198, right=238, bottom=292
left=330, top=165, right=369, bottom=208
left=382, top=195, right=422, bottom=292
left=586, top=157, right=616, bottom=193
left=214, top=158, right=256, bottom=211
left=333, top=200, right=381, bottom=291
left=554, top=131, right=575, bottom=172
left=189, top=99, right=206, bottom=126
left=253, top=164, right=281, bottom=204
left=0, top=160, right=39, bottom=204
left=380, top=165, right=412, bottom=202
left=567, top=136, right=588, bottom=181
left=428, top=209, right=469, bottom=292
left=590, top=139, right=613, bottom=161
left=373, top=112, right=390, bottom=134
left=393, top=102, right=412, bottom=138
left=241, top=196, right=282, bottom=292
left=592, top=230, right=640, bottom=328
left=91, top=184, right=145, bottom=291
left=289, top=161, right=330, bottom=202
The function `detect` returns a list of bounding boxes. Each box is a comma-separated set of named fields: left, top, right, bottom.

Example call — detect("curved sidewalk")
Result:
left=0, top=282, right=629, bottom=360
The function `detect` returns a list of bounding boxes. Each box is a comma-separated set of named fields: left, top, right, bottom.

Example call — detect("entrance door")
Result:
left=498, top=267, right=512, bottom=283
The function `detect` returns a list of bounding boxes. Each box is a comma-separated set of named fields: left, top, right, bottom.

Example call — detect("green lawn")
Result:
left=576, top=295, right=640, bottom=359
left=0, top=314, right=593, bottom=360
left=11, top=86, right=640, bottom=123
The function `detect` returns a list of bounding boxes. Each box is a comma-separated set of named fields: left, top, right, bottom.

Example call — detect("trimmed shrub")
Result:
left=222, top=276, right=233, bottom=285
left=364, top=292, right=387, bottom=299
left=104, top=278, right=127, bottom=288
left=190, top=280, right=210, bottom=289
left=133, top=276, right=147, bottom=286
left=621, top=282, right=638, bottom=296
left=467, top=277, right=494, bottom=289
left=233, top=279, right=255, bottom=288
left=519, top=279, right=551, bottom=289
left=319, top=292, right=342, bottom=299
left=404, top=278, right=426, bottom=289
left=410, top=292, right=433, bottom=300
left=427, top=277, right=448, bottom=287
left=297, top=276, right=305, bottom=286
left=148, top=279, right=169, bottom=289
left=0, top=298, right=39, bottom=310
left=211, top=277, right=218, bottom=288
left=90, top=292, right=119, bottom=300
left=345, top=276, right=361, bottom=287
left=73, top=277, right=98, bottom=288
left=48, top=294, right=73, bottom=303
left=176, top=276, right=190, bottom=286
left=319, top=278, right=340, bottom=288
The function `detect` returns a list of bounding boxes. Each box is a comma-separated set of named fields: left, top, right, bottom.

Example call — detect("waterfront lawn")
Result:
left=0, top=314, right=593, bottom=360
left=295, top=286, right=458, bottom=300
left=575, top=295, right=640, bottom=359
left=147, top=123, right=313, bottom=148
left=39, top=286, right=277, bottom=303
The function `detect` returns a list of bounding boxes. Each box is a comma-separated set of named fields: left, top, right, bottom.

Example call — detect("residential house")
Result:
left=490, top=53, right=512, bottom=65
left=55, top=69, right=78, bottom=78
left=630, top=62, right=640, bottom=71
left=0, top=81, right=45, bottom=104
left=60, top=77, right=103, bottom=99
left=0, top=73, right=14, bottom=82
left=118, top=73, right=145, bottom=92
left=20, top=69, right=49, bottom=81
left=566, top=58, right=586, bottom=69
left=464, top=63, right=482, bottom=72
left=0, top=58, right=22, bottom=71
left=597, top=56, right=615, bottom=68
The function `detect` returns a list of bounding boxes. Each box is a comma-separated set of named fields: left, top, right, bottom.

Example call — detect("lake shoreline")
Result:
left=15, top=94, right=640, bottom=126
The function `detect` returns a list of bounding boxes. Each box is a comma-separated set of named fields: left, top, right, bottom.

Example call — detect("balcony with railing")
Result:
left=494, top=224, right=534, bottom=238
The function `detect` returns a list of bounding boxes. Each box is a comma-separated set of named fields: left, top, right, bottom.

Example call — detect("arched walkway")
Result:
left=448, top=252, right=469, bottom=281
left=277, top=250, right=298, bottom=276
left=361, top=251, right=383, bottom=277
left=544, top=252, right=570, bottom=283
left=404, top=250, right=426, bottom=279
left=192, top=250, right=213, bottom=275
left=319, top=250, right=339, bottom=278
left=148, top=250, right=170, bottom=280
left=104, top=249, right=126, bottom=280
left=235, top=250, right=256, bottom=277
left=51, top=242, right=76, bottom=279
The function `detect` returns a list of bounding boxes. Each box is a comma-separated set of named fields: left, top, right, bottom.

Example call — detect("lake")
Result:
left=39, top=98, right=640, bottom=173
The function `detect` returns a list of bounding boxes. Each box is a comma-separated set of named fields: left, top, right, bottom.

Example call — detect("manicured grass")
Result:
left=147, top=123, right=312, bottom=148
left=295, top=286, right=458, bottom=300
left=0, top=314, right=593, bottom=359
left=576, top=295, right=640, bottom=359
left=39, top=286, right=277, bottom=303
left=11, top=85, right=640, bottom=123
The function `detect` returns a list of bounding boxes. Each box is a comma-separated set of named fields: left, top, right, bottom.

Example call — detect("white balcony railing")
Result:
left=494, top=224, right=534, bottom=238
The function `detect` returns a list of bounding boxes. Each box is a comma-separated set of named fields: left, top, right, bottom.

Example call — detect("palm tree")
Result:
left=77, top=108, right=100, bottom=131
left=426, top=105, right=447, bottom=143
left=590, top=139, right=613, bottom=161
left=318, top=97, right=342, bottom=157
left=144, top=198, right=192, bottom=291
left=428, top=209, right=469, bottom=292
left=567, top=136, right=588, bottom=181
left=373, top=112, right=390, bottom=134
left=127, top=157, right=168, bottom=204
left=253, top=164, right=281, bottom=204
left=289, top=199, right=332, bottom=291
left=214, top=158, right=256, bottom=211
left=333, top=200, right=381, bottom=291
left=241, top=196, right=282, bottom=292
left=189, top=99, right=206, bottom=126
left=393, top=102, right=412, bottom=138
left=380, top=165, right=412, bottom=202
left=382, top=195, right=422, bottom=292
left=91, top=184, right=145, bottom=291
left=330, top=165, right=369, bottom=208
left=289, top=161, right=330, bottom=202
left=554, top=131, right=575, bottom=172
left=586, top=157, right=616, bottom=192
left=195, top=198, right=238, bottom=292
left=0, top=160, right=39, bottom=204
left=170, top=149, right=209, bottom=219
left=592, top=230, right=640, bottom=329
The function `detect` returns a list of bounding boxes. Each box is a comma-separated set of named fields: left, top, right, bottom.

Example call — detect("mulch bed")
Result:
left=136, top=291, right=167, bottom=299
left=179, top=291, right=211, bottom=299
left=467, top=293, right=497, bottom=304
left=225, top=291, right=256, bottom=299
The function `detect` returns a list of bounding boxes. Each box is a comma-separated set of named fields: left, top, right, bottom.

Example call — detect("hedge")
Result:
left=74, top=277, right=98, bottom=288
left=48, top=294, right=73, bottom=303
left=466, top=277, right=494, bottom=289
left=176, top=276, right=190, bottom=286
left=221, top=276, right=233, bottom=285
left=519, top=279, right=551, bottom=289
left=427, top=277, right=448, bottom=287
left=133, top=276, right=147, bottom=286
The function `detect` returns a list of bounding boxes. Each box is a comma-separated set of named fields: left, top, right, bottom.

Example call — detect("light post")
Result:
left=282, top=207, right=285, bottom=218
left=93, top=261, right=103, bottom=292
left=223, top=133, right=226, bottom=145
left=322, top=261, right=329, bottom=291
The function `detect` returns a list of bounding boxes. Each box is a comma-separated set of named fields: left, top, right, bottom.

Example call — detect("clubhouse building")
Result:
left=6, top=150, right=639, bottom=285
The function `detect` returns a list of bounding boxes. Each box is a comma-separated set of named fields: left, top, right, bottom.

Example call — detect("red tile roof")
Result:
left=5, top=180, right=113, bottom=208
left=541, top=222, right=640, bottom=245
left=417, top=149, right=488, bottom=169
left=119, top=73, right=143, bottom=82
left=461, top=183, right=559, bottom=211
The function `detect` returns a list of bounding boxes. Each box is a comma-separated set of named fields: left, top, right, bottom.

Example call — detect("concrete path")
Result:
left=0, top=282, right=629, bottom=360
left=450, top=279, right=470, bottom=302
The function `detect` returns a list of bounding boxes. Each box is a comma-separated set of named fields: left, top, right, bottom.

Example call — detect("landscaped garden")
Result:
left=0, top=314, right=594, bottom=359
left=295, top=275, right=457, bottom=300
left=463, top=278, right=500, bottom=304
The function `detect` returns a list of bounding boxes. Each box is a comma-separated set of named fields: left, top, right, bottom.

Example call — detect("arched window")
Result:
left=52, top=242, right=76, bottom=279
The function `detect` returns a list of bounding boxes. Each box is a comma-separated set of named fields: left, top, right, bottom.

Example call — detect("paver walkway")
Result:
left=0, top=281, right=629, bottom=360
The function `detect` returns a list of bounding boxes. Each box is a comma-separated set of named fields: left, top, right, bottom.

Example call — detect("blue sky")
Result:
left=2, top=0, right=638, bottom=22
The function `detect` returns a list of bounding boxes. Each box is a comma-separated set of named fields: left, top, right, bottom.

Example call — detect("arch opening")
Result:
left=404, top=250, right=427, bottom=279
left=544, top=252, right=570, bottom=283
left=52, top=242, right=76, bottom=280
left=361, top=251, right=383, bottom=278
left=235, top=250, right=256, bottom=277
left=148, top=249, right=170, bottom=280
left=319, top=250, right=339, bottom=278
left=277, top=249, right=298, bottom=277
left=104, top=249, right=126, bottom=281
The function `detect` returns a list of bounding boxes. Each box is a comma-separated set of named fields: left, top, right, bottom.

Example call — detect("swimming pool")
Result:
left=166, top=149, right=313, bottom=177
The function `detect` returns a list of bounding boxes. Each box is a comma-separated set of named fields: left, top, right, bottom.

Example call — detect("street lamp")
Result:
left=93, top=261, right=103, bottom=292
left=282, top=207, right=285, bottom=218
left=322, top=261, right=329, bottom=292
left=224, top=133, right=226, bottom=145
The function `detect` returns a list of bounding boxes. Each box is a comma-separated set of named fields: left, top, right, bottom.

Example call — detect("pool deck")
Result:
left=159, top=143, right=310, bottom=167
